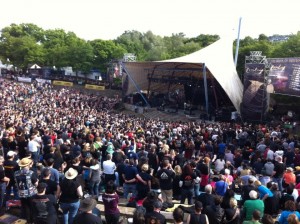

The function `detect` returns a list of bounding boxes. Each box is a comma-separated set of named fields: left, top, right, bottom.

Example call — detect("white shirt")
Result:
left=28, top=140, right=40, bottom=152
left=103, top=160, right=116, bottom=175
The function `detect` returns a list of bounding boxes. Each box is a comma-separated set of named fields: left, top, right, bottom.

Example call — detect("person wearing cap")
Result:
left=4, top=151, right=19, bottom=201
left=73, top=197, right=102, bottom=224
left=283, top=167, right=296, bottom=188
left=145, top=199, right=166, bottom=224
left=243, top=190, right=264, bottom=221
left=59, top=167, right=83, bottom=224
left=14, top=157, right=38, bottom=223
left=31, top=182, right=58, bottom=224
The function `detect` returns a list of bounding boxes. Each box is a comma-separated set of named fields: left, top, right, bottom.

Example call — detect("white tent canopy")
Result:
left=123, top=37, right=243, bottom=113
left=30, top=64, right=41, bottom=69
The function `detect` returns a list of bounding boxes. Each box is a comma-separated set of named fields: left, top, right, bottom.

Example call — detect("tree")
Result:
left=89, top=39, right=126, bottom=71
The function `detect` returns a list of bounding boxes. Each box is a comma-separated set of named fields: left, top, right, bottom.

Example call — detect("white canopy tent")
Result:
left=123, top=37, right=243, bottom=113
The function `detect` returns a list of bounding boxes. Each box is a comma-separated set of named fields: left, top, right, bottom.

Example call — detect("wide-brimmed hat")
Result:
left=286, top=167, right=294, bottom=172
left=65, top=168, right=78, bottom=180
left=79, top=198, right=97, bottom=212
left=18, top=158, right=32, bottom=167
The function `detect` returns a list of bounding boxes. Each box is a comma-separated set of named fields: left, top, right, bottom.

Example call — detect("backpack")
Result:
left=184, top=175, right=193, bottom=187
left=263, top=148, right=269, bottom=160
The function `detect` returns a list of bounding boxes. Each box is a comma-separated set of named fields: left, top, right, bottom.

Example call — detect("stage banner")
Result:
left=242, top=63, right=267, bottom=120
left=35, top=78, right=51, bottom=84
left=53, top=80, right=73, bottom=86
left=268, top=58, right=300, bottom=96
left=17, top=77, right=32, bottom=83
left=85, top=84, right=105, bottom=91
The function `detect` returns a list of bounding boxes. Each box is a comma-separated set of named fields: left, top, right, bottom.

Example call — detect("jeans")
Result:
left=123, top=183, right=137, bottom=199
left=31, top=151, right=39, bottom=165
left=0, top=182, right=6, bottom=208
left=272, top=177, right=283, bottom=192
left=89, top=181, right=100, bottom=197
left=180, top=188, right=194, bottom=205
left=6, top=182, right=19, bottom=201
left=60, top=200, right=80, bottom=224
left=194, top=183, right=200, bottom=197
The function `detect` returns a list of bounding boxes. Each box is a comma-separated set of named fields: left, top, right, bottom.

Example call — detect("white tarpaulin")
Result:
left=123, top=37, right=243, bottom=113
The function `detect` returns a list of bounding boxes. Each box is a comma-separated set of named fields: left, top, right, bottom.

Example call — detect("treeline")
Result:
left=0, top=23, right=300, bottom=75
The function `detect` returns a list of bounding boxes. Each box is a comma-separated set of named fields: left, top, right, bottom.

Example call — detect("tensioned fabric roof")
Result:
left=123, top=37, right=243, bottom=113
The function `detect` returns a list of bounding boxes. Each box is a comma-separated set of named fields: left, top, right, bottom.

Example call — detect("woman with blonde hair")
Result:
left=287, top=213, right=300, bottom=224
left=173, top=165, right=182, bottom=200
left=222, top=198, right=240, bottom=224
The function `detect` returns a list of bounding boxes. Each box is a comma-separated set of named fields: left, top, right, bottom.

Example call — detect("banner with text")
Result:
left=17, top=77, right=32, bottom=83
left=268, top=57, right=300, bottom=96
left=85, top=84, right=105, bottom=91
left=53, top=80, right=73, bottom=87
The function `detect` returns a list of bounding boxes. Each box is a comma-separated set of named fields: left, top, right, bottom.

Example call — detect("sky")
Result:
left=1, top=0, right=300, bottom=41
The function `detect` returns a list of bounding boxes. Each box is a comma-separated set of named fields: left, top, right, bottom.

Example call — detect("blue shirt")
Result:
left=215, top=180, right=228, bottom=196
left=123, top=165, right=138, bottom=183
left=279, top=211, right=300, bottom=224
left=258, top=185, right=273, bottom=199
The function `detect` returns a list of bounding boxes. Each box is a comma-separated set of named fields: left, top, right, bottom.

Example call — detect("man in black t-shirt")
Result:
left=31, top=182, right=57, bottom=224
left=156, top=159, right=175, bottom=203
left=273, top=156, right=285, bottom=192
left=39, top=168, right=59, bottom=198
left=73, top=198, right=102, bottom=224
left=3, top=151, right=19, bottom=201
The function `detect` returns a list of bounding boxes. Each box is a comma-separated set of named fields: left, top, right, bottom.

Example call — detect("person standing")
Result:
left=14, top=157, right=38, bottom=223
left=102, top=154, right=116, bottom=186
left=180, top=163, right=197, bottom=205
left=102, top=180, right=120, bottom=224
left=73, top=197, right=102, bottom=224
left=122, top=158, right=146, bottom=200
left=4, top=151, right=19, bottom=201
left=186, top=201, right=209, bottom=224
left=59, top=167, right=83, bottom=224
left=31, top=182, right=58, bottom=224
left=272, top=156, right=285, bottom=192
left=0, top=155, right=10, bottom=213
left=28, top=135, right=41, bottom=166
left=156, top=159, right=175, bottom=204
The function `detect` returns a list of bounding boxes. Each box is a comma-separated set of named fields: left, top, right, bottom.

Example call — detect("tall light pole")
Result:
left=234, top=17, right=242, bottom=67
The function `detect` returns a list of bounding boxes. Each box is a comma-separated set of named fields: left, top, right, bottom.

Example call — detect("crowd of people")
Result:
left=0, top=79, right=300, bottom=224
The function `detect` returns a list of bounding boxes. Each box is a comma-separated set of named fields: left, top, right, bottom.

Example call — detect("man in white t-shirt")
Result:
left=102, top=154, right=116, bottom=185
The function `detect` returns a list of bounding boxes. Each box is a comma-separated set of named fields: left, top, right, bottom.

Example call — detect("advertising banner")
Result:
left=85, top=84, right=105, bottom=91
left=268, top=58, right=300, bottom=96
left=53, top=80, right=73, bottom=86
left=17, top=77, right=32, bottom=83
left=35, top=78, right=51, bottom=84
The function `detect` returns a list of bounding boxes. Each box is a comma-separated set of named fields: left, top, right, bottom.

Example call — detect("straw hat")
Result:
left=18, top=158, right=33, bottom=167
left=65, top=168, right=78, bottom=180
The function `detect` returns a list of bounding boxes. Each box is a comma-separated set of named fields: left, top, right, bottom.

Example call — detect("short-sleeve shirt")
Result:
left=123, top=165, right=138, bottom=183
left=59, top=178, right=80, bottom=203
left=156, top=168, right=175, bottom=190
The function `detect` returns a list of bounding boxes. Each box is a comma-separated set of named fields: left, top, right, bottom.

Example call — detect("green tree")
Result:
left=0, top=23, right=45, bottom=70
left=89, top=39, right=126, bottom=71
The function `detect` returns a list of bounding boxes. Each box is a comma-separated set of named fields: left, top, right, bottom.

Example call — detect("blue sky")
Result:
left=1, top=0, right=299, bottom=41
